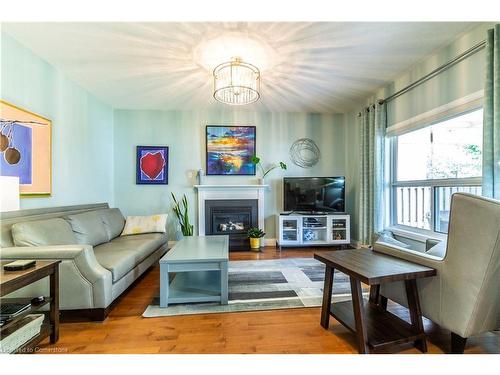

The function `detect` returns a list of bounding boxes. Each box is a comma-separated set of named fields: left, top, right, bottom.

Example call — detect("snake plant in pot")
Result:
left=247, top=227, right=265, bottom=251
left=171, top=193, right=194, bottom=237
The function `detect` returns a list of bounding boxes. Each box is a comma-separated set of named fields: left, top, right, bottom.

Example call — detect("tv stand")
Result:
left=276, top=213, right=350, bottom=248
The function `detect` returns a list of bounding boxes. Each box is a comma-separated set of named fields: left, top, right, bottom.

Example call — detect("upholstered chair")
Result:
left=373, top=193, right=500, bottom=353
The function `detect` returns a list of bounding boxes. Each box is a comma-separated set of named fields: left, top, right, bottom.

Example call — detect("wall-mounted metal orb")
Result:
left=289, top=138, right=321, bottom=168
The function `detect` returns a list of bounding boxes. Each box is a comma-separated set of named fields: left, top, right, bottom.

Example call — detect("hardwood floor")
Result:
left=36, top=246, right=499, bottom=354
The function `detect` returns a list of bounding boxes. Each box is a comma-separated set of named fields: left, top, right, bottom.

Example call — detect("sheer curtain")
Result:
left=358, top=102, right=387, bottom=245
left=483, top=24, right=500, bottom=199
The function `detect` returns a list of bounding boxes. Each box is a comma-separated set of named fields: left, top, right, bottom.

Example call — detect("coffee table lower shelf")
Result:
left=330, top=299, right=425, bottom=350
left=168, top=271, right=222, bottom=304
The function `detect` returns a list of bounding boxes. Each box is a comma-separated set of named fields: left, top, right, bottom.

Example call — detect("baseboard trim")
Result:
left=264, top=238, right=276, bottom=246
left=173, top=238, right=361, bottom=249
left=170, top=239, right=278, bottom=247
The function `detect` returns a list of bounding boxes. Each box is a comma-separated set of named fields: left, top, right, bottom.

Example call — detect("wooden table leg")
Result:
left=369, top=284, right=380, bottom=305
left=350, top=277, right=369, bottom=354
left=405, top=279, right=427, bottom=352
left=320, top=266, right=334, bottom=329
left=49, top=265, right=59, bottom=344
left=379, top=295, right=388, bottom=311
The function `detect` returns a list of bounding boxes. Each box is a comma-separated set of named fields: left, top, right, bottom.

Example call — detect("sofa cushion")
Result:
left=93, top=233, right=167, bottom=282
left=99, top=208, right=125, bottom=240
left=65, top=211, right=108, bottom=247
left=12, top=218, right=77, bottom=246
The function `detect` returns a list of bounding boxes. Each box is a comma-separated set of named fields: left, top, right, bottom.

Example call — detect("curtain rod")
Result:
left=378, top=39, right=486, bottom=105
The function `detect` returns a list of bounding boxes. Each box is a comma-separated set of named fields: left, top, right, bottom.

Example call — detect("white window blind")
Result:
left=386, top=90, right=483, bottom=137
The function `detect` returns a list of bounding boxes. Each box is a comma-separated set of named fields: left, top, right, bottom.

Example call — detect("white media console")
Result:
left=276, top=213, right=350, bottom=248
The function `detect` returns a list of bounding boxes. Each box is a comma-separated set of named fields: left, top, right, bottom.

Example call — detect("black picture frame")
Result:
left=205, top=125, right=256, bottom=176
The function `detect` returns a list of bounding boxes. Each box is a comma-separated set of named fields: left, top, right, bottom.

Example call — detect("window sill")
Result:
left=386, top=226, right=447, bottom=243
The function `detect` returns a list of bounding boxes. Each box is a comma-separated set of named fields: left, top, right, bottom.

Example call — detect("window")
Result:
left=391, top=108, right=483, bottom=234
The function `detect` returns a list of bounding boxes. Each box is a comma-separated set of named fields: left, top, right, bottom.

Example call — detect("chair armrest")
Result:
left=373, top=241, right=444, bottom=271
left=0, top=245, right=112, bottom=308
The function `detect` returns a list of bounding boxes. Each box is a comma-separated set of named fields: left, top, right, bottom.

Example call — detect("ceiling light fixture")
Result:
left=213, top=57, right=260, bottom=105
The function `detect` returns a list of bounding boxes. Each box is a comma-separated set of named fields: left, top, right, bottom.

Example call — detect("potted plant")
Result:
left=247, top=227, right=265, bottom=251
left=171, top=193, right=194, bottom=237
left=250, top=156, right=287, bottom=184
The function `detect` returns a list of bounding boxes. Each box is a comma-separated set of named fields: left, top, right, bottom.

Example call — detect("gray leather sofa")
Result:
left=0, top=203, right=168, bottom=320
left=373, top=193, right=500, bottom=353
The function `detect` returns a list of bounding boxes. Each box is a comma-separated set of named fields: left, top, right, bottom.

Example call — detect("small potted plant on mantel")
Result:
left=250, top=156, right=287, bottom=185
left=247, top=227, right=265, bottom=251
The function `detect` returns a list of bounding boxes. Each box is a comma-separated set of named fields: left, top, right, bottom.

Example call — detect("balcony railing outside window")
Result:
left=394, top=185, right=482, bottom=234
left=396, top=186, right=431, bottom=230
left=391, top=108, right=483, bottom=235
left=435, top=186, right=482, bottom=233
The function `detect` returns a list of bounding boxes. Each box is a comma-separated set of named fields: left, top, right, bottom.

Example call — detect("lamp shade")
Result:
left=213, top=57, right=260, bottom=105
left=0, top=176, right=20, bottom=212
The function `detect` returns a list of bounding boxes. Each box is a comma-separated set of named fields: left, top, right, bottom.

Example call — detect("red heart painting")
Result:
left=140, top=151, right=165, bottom=180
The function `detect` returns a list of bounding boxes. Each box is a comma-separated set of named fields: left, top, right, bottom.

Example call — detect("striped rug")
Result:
left=143, top=258, right=367, bottom=318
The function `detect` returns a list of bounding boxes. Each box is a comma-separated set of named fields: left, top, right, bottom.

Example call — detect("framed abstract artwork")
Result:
left=0, top=100, right=52, bottom=196
left=136, top=146, right=168, bottom=184
left=206, top=125, right=256, bottom=175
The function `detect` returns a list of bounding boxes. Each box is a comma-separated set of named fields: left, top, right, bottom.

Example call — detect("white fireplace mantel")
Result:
left=194, top=185, right=269, bottom=190
left=194, top=185, right=267, bottom=236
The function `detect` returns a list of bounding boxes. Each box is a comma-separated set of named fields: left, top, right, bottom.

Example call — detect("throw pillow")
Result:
left=121, top=214, right=168, bottom=236
left=376, top=230, right=411, bottom=248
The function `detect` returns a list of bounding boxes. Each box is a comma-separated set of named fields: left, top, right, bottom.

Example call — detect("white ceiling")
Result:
left=3, top=22, right=479, bottom=113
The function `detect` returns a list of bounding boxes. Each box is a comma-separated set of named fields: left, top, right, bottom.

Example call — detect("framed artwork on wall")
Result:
left=206, top=125, right=256, bottom=175
left=0, top=99, right=52, bottom=196
left=136, top=145, right=168, bottom=184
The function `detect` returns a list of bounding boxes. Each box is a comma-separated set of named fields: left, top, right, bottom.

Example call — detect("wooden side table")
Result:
left=315, top=249, right=436, bottom=354
left=1, top=260, right=61, bottom=353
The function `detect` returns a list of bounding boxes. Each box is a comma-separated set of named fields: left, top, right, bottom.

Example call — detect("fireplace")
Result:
left=205, top=199, right=258, bottom=251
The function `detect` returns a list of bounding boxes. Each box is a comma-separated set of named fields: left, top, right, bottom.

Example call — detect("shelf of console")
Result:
left=277, top=213, right=351, bottom=247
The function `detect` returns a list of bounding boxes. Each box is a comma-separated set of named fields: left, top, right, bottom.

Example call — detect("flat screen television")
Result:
left=283, top=177, right=345, bottom=213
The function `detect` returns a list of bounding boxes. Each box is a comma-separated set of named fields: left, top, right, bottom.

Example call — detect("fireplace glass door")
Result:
left=205, top=199, right=258, bottom=250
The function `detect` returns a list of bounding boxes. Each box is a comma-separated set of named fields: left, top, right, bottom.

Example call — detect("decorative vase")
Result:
left=304, top=229, right=315, bottom=241
left=249, top=237, right=260, bottom=251
left=197, top=169, right=204, bottom=185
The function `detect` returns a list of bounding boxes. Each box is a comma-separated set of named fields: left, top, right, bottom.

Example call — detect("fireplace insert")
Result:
left=205, top=199, right=258, bottom=251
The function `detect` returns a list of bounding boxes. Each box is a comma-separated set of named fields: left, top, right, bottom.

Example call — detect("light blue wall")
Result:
left=347, top=23, right=493, bottom=242
left=113, top=109, right=346, bottom=239
left=375, top=23, right=493, bottom=126
left=1, top=32, right=114, bottom=209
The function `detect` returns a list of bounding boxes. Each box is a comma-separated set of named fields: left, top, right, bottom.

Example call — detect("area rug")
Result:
left=143, top=258, right=368, bottom=318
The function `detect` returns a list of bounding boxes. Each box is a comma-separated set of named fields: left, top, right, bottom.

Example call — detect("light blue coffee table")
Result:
left=159, top=235, right=229, bottom=308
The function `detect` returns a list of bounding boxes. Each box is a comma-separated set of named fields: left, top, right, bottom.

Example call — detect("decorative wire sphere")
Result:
left=289, top=138, right=321, bottom=168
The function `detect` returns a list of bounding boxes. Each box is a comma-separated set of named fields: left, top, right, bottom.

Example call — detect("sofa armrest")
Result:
left=0, top=245, right=113, bottom=309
